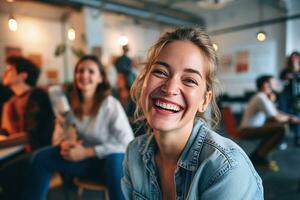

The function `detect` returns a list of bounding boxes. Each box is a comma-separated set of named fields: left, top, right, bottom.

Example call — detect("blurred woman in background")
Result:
left=279, top=51, right=300, bottom=146
left=23, top=55, right=133, bottom=200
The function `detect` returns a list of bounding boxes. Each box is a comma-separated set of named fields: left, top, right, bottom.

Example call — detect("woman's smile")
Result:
left=152, top=98, right=184, bottom=114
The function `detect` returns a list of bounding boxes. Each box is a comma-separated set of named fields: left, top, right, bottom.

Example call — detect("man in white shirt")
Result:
left=239, top=75, right=300, bottom=171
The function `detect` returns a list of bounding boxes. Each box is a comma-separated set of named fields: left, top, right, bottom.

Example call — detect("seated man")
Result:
left=239, top=75, right=300, bottom=171
left=0, top=56, right=54, bottom=200
left=1, top=56, right=54, bottom=150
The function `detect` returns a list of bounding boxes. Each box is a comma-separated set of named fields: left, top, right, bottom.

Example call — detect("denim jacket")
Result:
left=121, top=119, right=264, bottom=200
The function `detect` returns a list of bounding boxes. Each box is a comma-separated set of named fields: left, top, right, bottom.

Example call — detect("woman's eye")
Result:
left=151, top=69, right=168, bottom=78
left=184, top=78, right=198, bottom=86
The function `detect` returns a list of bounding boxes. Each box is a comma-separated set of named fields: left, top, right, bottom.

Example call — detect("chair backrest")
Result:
left=221, top=106, right=239, bottom=139
left=73, top=178, right=109, bottom=200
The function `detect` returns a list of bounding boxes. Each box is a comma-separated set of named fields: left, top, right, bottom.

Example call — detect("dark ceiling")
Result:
left=7, top=0, right=295, bottom=31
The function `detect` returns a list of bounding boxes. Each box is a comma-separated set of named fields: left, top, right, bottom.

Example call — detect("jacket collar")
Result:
left=139, top=119, right=208, bottom=172
left=177, top=119, right=208, bottom=171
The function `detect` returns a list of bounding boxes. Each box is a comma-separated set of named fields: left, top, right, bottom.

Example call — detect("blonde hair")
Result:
left=131, top=27, right=221, bottom=131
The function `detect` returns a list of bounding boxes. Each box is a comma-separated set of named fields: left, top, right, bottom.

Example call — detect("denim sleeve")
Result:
left=201, top=152, right=264, bottom=200
left=121, top=143, right=133, bottom=200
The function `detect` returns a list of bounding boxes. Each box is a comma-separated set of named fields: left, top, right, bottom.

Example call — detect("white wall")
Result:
left=211, top=22, right=286, bottom=95
left=103, top=13, right=162, bottom=58
left=0, top=2, right=167, bottom=85
left=64, top=10, right=86, bottom=82
left=0, top=12, right=64, bottom=85
left=204, top=0, right=287, bottom=95
left=286, top=0, right=300, bottom=55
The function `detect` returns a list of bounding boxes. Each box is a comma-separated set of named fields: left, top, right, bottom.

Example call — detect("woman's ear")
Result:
left=198, top=90, right=212, bottom=112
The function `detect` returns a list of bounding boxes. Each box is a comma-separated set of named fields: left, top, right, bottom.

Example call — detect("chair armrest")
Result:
left=0, top=132, right=29, bottom=149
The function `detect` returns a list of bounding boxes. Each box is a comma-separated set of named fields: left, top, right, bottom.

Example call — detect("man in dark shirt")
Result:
left=0, top=56, right=54, bottom=200
left=115, top=45, right=136, bottom=87
left=1, top=56, right=54, bottom=149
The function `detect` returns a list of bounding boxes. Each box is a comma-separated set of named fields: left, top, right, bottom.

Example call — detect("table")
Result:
left=0, top=145, right=24, bottom=161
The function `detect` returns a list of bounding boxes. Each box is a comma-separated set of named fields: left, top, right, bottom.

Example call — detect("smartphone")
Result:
left=48, top=85, right=76, bottom=129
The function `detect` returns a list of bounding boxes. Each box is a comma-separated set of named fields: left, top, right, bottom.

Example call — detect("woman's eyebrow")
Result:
left=184, top=68, right=203, bottom=79
left=154, top=61, right=203, bottom=79
left=154, top=61, right=170, bottom=68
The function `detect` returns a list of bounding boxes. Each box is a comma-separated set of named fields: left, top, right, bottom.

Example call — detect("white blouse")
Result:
left=69, top=95, right=134, bottom=159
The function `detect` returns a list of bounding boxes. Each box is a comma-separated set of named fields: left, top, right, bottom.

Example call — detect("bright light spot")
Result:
left=118, top=35, right=129, bottom=46
left=8, top=17, right=18, bottom=31
left=68, top=28, right=76, bottom=41
left=213, top=43, right=218, bottom=51
left=257, top=31, right=267, bottom=42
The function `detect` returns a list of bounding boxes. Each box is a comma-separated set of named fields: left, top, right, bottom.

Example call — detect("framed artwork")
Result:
left=219, top=54, right=233, bottom=72
left=235, top=50, right=249, bottom=73
left=46, top=69, right=59, bottom=83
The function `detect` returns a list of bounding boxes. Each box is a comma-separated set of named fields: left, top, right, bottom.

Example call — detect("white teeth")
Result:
left=155, top=100, right=180, bottom=112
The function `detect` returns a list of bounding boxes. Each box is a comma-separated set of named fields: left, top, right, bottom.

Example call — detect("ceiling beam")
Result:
left=40, top=0, right=205, bottom=26
left=210, top=13, right=300, bottom=35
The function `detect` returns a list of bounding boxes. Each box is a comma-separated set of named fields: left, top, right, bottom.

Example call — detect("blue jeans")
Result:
left=278, top=90, right=300, bottom=140
left=22, top=146, right=125, bottom=200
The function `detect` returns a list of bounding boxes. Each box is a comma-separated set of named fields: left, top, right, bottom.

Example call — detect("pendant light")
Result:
left=256, top=0, right=267, bottom=42
left=8, top=15, right=18, bottom=31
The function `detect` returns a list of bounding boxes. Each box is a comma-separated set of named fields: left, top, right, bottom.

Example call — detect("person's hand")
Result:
left=52, top=114, right=78, bottom=145
left=285, top=73, right=294, bottom=80
left=66, top=125, right=77, bottom=143
left=288, top=115, right=300, bottom=124
left=60, top=140, right=90, bottom=161
left=59, top=139, right=76, bottom=154
left=56, top=113, right=66, bottom=125
left=52, top=118, right=66, bottom=145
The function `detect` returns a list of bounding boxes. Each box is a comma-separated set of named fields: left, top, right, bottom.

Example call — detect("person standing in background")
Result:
left=115, top=45, right=136, bottom=87
left=113, top=71, right=145, bottom=137
left=278, top=51, right=300, bottom=146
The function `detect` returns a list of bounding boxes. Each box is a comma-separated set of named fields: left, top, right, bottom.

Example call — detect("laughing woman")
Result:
left=23, top=55, right=133, bottom=200
left=121, top=27, right=263, bottom=200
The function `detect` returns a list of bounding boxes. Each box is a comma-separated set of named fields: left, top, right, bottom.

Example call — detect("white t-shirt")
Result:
left=240, top=92, right=278, bottom=128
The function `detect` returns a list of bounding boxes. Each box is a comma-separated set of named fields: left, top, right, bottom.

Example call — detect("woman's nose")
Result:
left=81, top=71, right=89, bottom=78
left=161, top=78, right=180, bottom=95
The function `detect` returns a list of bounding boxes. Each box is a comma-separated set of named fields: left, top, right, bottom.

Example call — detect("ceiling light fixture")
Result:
left=197, top=0, right=235, bottom=10
left=118, top=35, right=129, bottom=46
left=257, top=0, right=267, bottom=42
left=256, top=31, right=267, bottom=42
left=68, top=27, right=76, bottom=41
left=8, top=15, right=18, bottom=31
